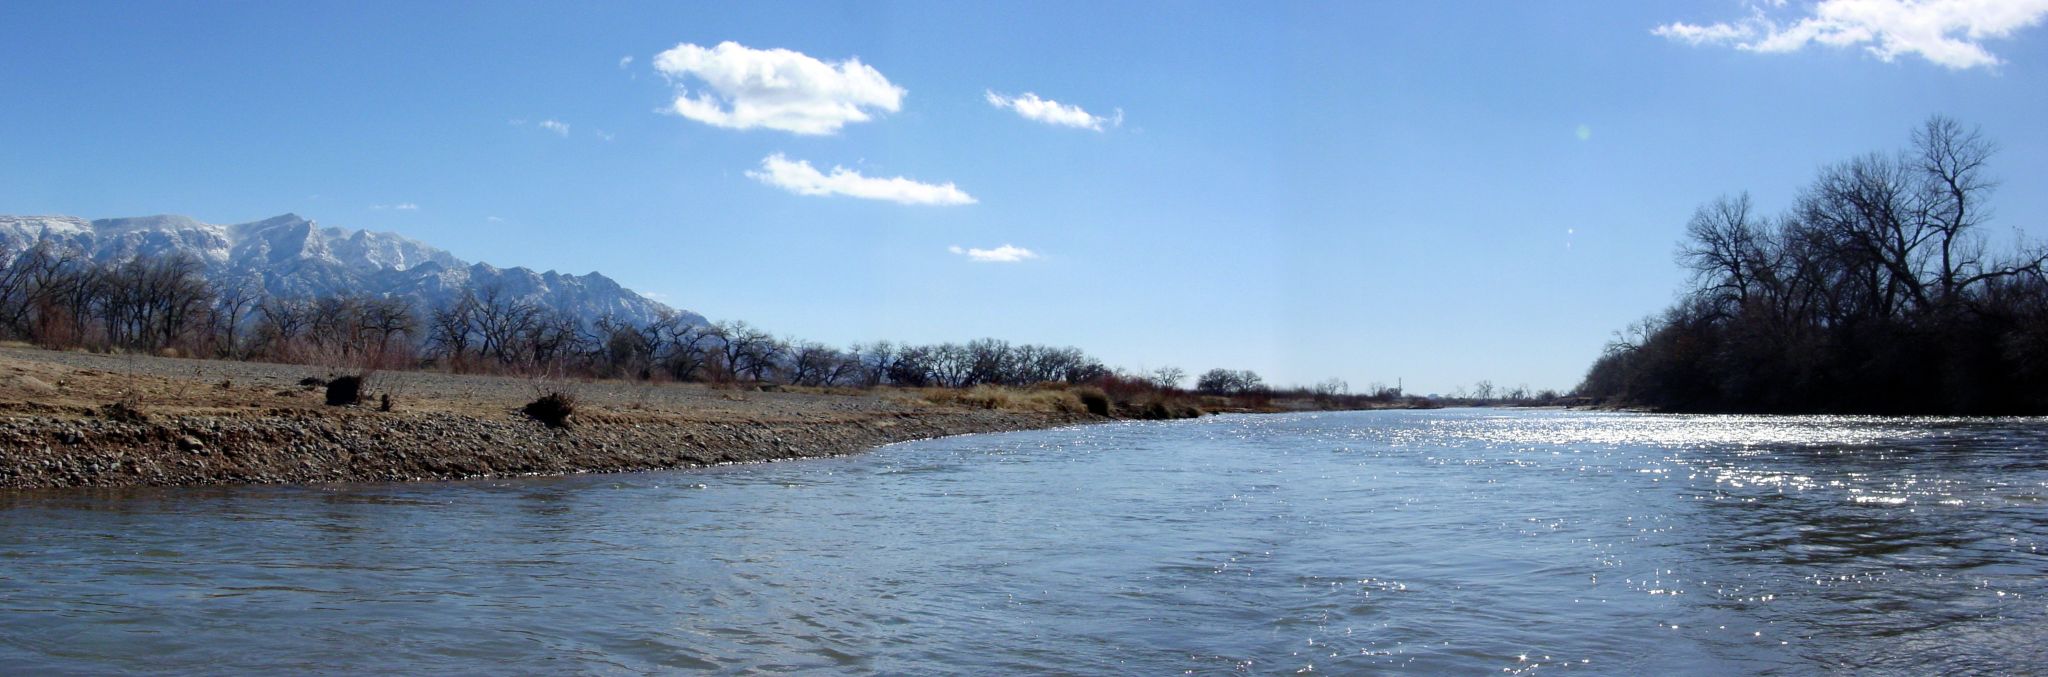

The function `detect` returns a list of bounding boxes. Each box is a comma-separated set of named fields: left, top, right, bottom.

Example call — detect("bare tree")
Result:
left=1472, top=380, right=1496, bottom=400
left=361, top=296, right=420, bottom=363
left=1680, top=193, right=1769, bottom=314
left=710, top=320, right=776, bottom=382
left=472, top=284, right=539, bottom=366
left=1196, top=368, right=1264, bottom=395
left=785, top=340, right=841, bottom=386
left=850, top=341, right=897, bottom=387
left=1150, top=366, right=1188, bottom=390
left=210, top=278, right=260, bottom=358
left=1914, top=115, right=1997, bottom=303
left=1311, top=377, right=1348, bottom=398
left=656, top=319, right=715, bottom=382
left=427, top=291, right=478, bottom=367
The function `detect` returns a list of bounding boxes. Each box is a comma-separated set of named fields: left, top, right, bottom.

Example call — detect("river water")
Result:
left=2, top=409, right=2045, bottom=674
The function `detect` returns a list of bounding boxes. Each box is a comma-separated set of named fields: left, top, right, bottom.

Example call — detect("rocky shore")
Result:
left=0, top=346, right=1096, bottom=489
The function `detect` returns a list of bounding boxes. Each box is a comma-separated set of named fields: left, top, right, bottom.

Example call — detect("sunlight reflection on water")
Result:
left=1, top=409, right=2045, bottom=674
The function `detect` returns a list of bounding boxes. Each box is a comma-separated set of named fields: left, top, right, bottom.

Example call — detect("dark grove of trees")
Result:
left=0, top=224, right=1456, bottom=420
left=2, top=241, right=1374, bottom=403
left=1578, top=117, right=2048, bottom=414
left=0, top=247, right=1134, bottom=389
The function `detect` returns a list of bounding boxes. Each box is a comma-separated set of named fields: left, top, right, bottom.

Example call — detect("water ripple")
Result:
left=1, top=409, right=2045, bottom=673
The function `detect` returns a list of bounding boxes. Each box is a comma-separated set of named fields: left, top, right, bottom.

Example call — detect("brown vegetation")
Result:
left=324, top=375, right=364, bottom=406
left=0, top=346, right=1096, bottom=489
left=0, top=221, right=1432, bottom=437
left=522, top=390, right=577, bottom=428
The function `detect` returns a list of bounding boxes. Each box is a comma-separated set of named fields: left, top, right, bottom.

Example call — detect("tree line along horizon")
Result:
left=0, top=237, right=1541, bottom=404
left=1578, top=116, right=2048, bottom=414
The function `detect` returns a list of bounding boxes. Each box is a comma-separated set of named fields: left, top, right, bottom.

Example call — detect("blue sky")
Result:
left=4, top=1, right=2047, bottom=394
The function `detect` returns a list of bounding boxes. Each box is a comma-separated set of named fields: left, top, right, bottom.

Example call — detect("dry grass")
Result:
left=898, top=383, right=1214, bottom=418
left=906, top=385, right=1090, bottom=415
left=780, top=384, right=871, bottom=397
left=0, top=345, right=933, bottom=424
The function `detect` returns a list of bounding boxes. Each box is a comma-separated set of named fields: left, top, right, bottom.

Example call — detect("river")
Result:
left=3, top=409, right=2045, bottom=674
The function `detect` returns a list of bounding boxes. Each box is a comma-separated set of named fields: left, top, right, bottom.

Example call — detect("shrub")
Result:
left=1042, top=390, right=1088, bottom=414
left=960, top=385, right=1011, bottom=409
left=1074, top=386, right=1111, bottom=416
left=99, top=401, right=151, bottom=424
left=524, top=391, right=576, bottom=428
left=325, top=375, right=363, bottom=406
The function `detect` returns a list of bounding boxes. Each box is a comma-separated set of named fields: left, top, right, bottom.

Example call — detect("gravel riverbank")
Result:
left=0, top=346, right=1097, bottom=489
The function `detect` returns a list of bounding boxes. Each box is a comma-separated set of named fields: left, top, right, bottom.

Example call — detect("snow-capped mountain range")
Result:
left=0, top=213, right=696, bottom=327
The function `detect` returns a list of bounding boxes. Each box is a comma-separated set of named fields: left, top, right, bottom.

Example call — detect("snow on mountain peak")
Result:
left=0, top=212, right=691, bottom=327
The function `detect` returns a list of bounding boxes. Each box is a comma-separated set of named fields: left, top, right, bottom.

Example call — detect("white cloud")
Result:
left=747, top=154, right=975, bottom=206
left=1653, top=0, right=2048, bottom=70
left=1654, top=17, right=1762, bottom=45
left=984, top=90, right=1118, bottom=131
left=949, top=244, right=1039, bottom=263
left=653, top=41, right=905, bottom=135
left=371, top=203, right=419, bottom=211
left=487, top=216, right=504, bottom=223
left=618, top=55, right=634, bottom=69
left=540, top=119, right=570, bottom=136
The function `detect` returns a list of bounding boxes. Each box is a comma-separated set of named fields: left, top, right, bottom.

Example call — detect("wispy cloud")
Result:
left=747, top=154, right=975, bottom=206
left=653, top=41, right=905, bottom=135
left=371, top=203, right=420, bottom=211
left=486, top=216, right=504, bottom=223
left=539, top=119, right=570, bottom=136
left=1653, top=0, right=2048, bottom=70
left=949, top=244, right=1039, bottom=263
left=984, top=90, right=1119, bottom=131
left=618, top=55, right=634, bottom=69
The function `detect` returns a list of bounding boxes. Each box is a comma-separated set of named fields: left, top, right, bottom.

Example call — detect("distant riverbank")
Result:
left=0, top=346, right=1097, bottom=489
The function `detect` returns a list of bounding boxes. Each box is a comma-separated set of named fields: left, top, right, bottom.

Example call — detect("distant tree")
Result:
left=1580, top=116, right=2048, bottom=414
left=964, top=338, right=1014, bottom=386
left=850, top=341, right=897, bottom=387
left=655, top=317, right=715, bottom=382
left=1151, top=366, right=1187, bottom=390
left=598, top=315, right=657, bottom=379
left=209, top=279, right=260, bottom=358
left=426, top=292, right=478, bottom=367
left=361, top=296, right=419, bottom=362
left=1196, top=368, right=1265, bottom=395
left=785, top=339, right=841, bottom=386
left=709, top=320, right=777, bottom=382
left=1312, top=378, right=1348, bottom=398
left=888, top=343, right=936, bottom=387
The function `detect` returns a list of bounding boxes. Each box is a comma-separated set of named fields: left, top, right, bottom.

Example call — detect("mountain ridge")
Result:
left=0, top=213, right=696, bottom=327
